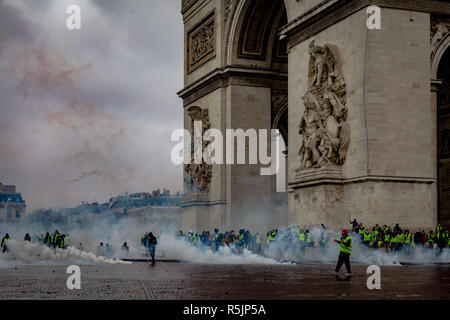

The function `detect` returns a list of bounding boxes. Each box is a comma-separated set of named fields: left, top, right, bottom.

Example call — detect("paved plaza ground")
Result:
left=0, top=262, right=449, bottom=300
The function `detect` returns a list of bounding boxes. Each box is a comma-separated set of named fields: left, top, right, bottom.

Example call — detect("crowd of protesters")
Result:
left=2, top=221, right=449, bottom=261
left=177, top=221, right=450, bottom=256
left=177, top=229, right=264, bottom=254
left=1, top=230, right=70, bottom=253
left=349, top=219, right=450, bottom=253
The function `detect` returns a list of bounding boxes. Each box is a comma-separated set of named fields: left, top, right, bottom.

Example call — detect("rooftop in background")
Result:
left=0, top=183, right=16, bottom=194
left=108, top=189, right=182, bottom=209
left=67, top=189, right=182, bottom=215
left=0, top=193, right=25, bottom=204
left=0, top=183, right=26, bottom=222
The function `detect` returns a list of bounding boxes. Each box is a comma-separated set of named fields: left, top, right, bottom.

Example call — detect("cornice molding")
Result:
left=280, top=0, right=450, bottom=49
left=181, top=0, right=200, bottom=14
left=178, top=66, right=287, bottom=106
left=289, top=174, right=435, bottom=189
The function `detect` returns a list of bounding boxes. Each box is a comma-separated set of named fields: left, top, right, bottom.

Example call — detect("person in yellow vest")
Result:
left=305, top=229, right=313, bottom=248
left=426, top=230, right=435, bottom=249
left=267, top=229, right=277, bottom=246
left=319, top=226, right=329, bottom=252
left=52, top=230, right=60, bottom=249
left=397, top=232, right=405, bottom=251
left=358, top=224, right=365, bottom=241
left=212, top=229, right=220, bottom=252
left=371, top=231, right=378, bottom=249
left=190, top=232, right=198, bottom=246
left=384, top=230, right=391, bottom=253
left=403, top=230, right=412, bottom=255
left=237, top=230, right=245, bottom=255
left=255, top=232, right=262, bottom=253
left=297, top=228, right=306, bottom=255
left=373, top=227, right=379, bottom=247
left=377, top=231, right=384, bottom=250
left=1, top=233, right=10, bottom=253
left=43, top=232, right=52, bottom=247
left=363, top=229, right=371, bottom=247
left=436, top=224, right=446, bottom=253
left=333, top=229, right=352, bottom=276
left=58, top=234, right=66, bottom=249
left=390, top=231, right=398, bottom=252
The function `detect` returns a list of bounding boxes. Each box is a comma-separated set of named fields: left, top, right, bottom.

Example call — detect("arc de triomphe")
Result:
left=178, top=0, right=450, bottom=232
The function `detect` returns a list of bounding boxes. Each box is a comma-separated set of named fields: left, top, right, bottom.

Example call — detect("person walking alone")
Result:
left=333, top=229, right=352, bottom=276
left=1, top=233, right=10, bottom=253
left=148, top=232, right=158, bottom=266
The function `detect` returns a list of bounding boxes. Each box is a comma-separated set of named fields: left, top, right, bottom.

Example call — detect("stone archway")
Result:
left=227, top=0, right=289, bottom=228
left=179, top=0, right=290, bottom=232
left=431, top=15, right=450, bottom=225
left=228, top=0, right=289, bottom=150
left=437, top=47, right=450, bottom=225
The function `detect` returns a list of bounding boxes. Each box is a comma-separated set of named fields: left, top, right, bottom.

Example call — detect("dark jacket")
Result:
left=414, top=232, right=423, bottom=244
left=148, top=235, right=157, bottom=246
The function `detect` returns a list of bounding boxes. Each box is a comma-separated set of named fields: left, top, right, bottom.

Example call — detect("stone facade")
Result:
left=179, top=0, right=450, bottom=232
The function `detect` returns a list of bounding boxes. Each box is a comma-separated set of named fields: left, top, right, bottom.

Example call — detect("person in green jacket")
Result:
left=1, top=233, right=10, bottom=253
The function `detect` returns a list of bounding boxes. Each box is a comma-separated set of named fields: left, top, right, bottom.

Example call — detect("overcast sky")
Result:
left=0, top=0, right=184, bottom=211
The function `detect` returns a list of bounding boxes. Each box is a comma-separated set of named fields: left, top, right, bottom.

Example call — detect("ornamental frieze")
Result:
left=187, top=11, right=216, bottom=73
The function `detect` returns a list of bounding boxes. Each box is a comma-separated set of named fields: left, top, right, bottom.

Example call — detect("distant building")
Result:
left=24, top=189, right=182, bottom=228
left=62, top=189, right=182, bottom=227
left=108, top=189, right=181, bottom=209
left=0, top=183, right=26, bottom=222
left=0, top=183, right=16, bottom=194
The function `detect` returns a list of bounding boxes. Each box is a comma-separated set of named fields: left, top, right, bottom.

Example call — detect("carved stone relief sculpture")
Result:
left=187, top=11, right=216, bottom=73
left=184, top=107, right=213, bottom=193
left=432, top=16, right=450, bottom=58
left=297, top=41, right=350, bottom=170
left=224, top=0, right=235, bottom=23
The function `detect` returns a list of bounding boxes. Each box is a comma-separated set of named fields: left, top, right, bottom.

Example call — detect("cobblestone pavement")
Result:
left=0, top=262, right=449, bottom=300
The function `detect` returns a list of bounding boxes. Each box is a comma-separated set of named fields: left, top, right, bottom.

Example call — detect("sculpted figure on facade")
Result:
left=224, top=0, right=235, bottom=23
left=184, top=107, right=213, bottom=193
left=298, top=41, right=349, bottom=170
left=432, top=16, right=450, bottom=57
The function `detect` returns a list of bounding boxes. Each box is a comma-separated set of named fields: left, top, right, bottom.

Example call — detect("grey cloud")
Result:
left=0, top=0, right=184, bottom=211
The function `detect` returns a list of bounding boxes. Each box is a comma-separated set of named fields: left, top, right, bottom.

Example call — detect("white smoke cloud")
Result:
left=2, top=239, right=131, bottom=265
left=1, top=215, right=448, bottom=267
left=157, top=234, right=280, bottom=265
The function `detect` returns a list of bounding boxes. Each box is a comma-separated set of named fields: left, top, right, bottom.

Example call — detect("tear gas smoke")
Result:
left=157, top=234, right=280, bottom=265
left=264, top=226, right=401, bottom=266
left=1, top=210, right=448, bottom=267
left=264, top=226, right=450, bottom=265
left=2, top=240, right=131, bottom=265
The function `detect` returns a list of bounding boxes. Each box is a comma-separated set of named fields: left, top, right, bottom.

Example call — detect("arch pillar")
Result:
left=179, top=0, right=288, bottom=233
left=282, top=4, right=444, bottom=230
